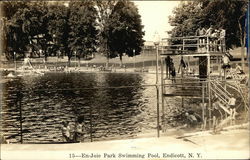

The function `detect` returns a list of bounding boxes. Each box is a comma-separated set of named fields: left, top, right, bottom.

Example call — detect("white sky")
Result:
left=133, top=1, right=180, bottom=41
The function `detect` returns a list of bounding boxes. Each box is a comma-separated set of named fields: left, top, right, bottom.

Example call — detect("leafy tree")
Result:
left=169, top=1, right=203, bottom=37
left=107, top=0, right=144, bottom=66
left=169, top=0, right=248, bottom=72
left=1, top=1, right=29, bottom=60
left=95, top=0, right=116, bottom=67
left=200, top=0, right=248, bottom=69
left=22, top=2, right=49, bottom=58
left=68, top=1, right=98, bottom=66
left=47, top=3, right=70, bottom=62
left=1, top=1, right=29, bottom=20
left=169, top=0, right=248, bottom=49
left=1, top=1, right=49, bottom=59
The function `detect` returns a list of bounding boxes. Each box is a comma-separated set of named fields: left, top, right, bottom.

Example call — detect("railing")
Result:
left=163, top=35, right=226, bottom=54
left=1, top=81, right=161, bottom=144
left=211, top=81, right=232, bottom=105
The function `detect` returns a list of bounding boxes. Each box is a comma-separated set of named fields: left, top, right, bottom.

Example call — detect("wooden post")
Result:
left=207, top=55, right=212, bottom=129
left=156, top=46, right=159, bottom=83
left=181, top=58, right=184, bottom=108
left=219, top=56, right=222, bottom=79
left=19, top=96, right=23, bottom=144
left=90, top=106, right=93, bottom=142
left=202, top=82, right=205, bottom=130
left=213, top=116, right=216, bottom=132
left=182, top=40, right=185, bottom=108
left=155, top=44, right=160, bottom=137
left=206, top=36, right=209, bottom=52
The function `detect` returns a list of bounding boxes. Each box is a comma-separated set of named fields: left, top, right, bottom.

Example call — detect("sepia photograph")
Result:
left=0, top=0, right=249, bottom=159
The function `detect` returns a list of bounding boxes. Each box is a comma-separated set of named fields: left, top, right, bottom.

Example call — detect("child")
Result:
left=62, top=121, right=71, bottom=142
left=73, top=116, right=86, bottom=143
left=171, top=67, right=176, bottom=83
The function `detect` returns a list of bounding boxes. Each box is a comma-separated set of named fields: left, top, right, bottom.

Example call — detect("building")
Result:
left=143, top=40, right=169, bottom=55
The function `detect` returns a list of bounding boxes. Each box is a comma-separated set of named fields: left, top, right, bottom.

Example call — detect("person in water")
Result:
left=62, top=121, right=72, bottom=142
left=73, top=116, right=86, bottom=143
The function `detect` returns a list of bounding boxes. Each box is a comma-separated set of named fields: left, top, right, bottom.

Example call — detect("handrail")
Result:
left=167, top=44, right=225, bottom=47
left=163, top=35, right=223, bottom=40
left=211, top=87, right=228, bottom=104
left=213, top=81, right=232, bottom=97
left=216, top=101, right=231, bottom=115
left=211, top=81, right=231, bottom=99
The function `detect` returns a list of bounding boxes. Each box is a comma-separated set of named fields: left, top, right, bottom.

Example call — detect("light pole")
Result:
left=153, top=32, right=160, bottom=138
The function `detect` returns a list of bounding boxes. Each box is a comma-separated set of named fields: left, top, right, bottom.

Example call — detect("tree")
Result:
left=1, top=1, right=29, bottom=20
left=107, top=0, right=144, bottom=66
left=1, top=1, right=49, bottom=60
left=68, top=1, right=98, bottom=66
left=1, top=1, right=29, bottom=60
left=169, top=0, right=248, bottom=49
left=47, top=3, right=70, bottom=62
left=169, top=0, right=248, bottom=72
left=22, top=2, right=49, bottom=58
left=169, top=1, right=203, bottom=37
left=201, top=0, right=248, bottom=70
left=95, top=0, right=116, bottom=67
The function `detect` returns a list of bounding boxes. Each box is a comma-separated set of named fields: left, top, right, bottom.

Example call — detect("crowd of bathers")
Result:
left=195, top=25, right=226, bottom=52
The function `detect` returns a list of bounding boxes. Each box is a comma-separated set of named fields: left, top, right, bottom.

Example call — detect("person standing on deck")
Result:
left=196, top=27, right=206, bottom=47
left=165, top=56, right=171, bottom=78
left=178, top=57, right=187, bottom=74
left=169, top=58, right=175, bottom=78
left=222, top=54, right=230, bottom=69
left=219, top=29, right=226, bottom=52
left=171, top=67, right=176, bottom=83
left=222, top=54, right=231, bottom=79
left=205, top=25, right=215, bottom=51
left=211, top=29, right=220, bottom=51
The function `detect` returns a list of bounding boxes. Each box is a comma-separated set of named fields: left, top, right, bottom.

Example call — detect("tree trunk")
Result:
left=44, top=51, right=48, bottom=62
left=119, top=54, right=123, bottom=67
left=106, top=50, right=109, bottom=68
left=68, top=56, right=71, bottom=67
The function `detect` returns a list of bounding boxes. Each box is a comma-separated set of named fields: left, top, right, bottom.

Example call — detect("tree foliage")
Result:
left=47, top=3, right=70, bottom=59
left=68, top=1, right=98, bottom=61
left=107, top=0, right=144, bottom=63
left=169, top=0, right=248, bottom=49
left=95, top=0, right=116, bottom=55
left=169, top=1, right=203, bottom=37
left=1, top=0, right=144, bottom=63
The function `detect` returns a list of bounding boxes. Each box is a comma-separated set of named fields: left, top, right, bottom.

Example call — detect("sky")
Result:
left=133, top=1, right=180, bottom=41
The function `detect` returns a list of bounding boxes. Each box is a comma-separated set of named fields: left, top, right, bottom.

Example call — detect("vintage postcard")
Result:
left=0, top=0, right=249, bottom=160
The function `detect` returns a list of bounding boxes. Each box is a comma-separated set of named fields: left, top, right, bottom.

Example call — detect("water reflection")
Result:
left=1, top=73, right=157, bottom=143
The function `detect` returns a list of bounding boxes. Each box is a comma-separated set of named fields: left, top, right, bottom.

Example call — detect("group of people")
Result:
left=196, top=25, right=226, bottom=52
left=165, top=56, right=189, bottom=82
left=61, top=116, right=86, bottom=143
